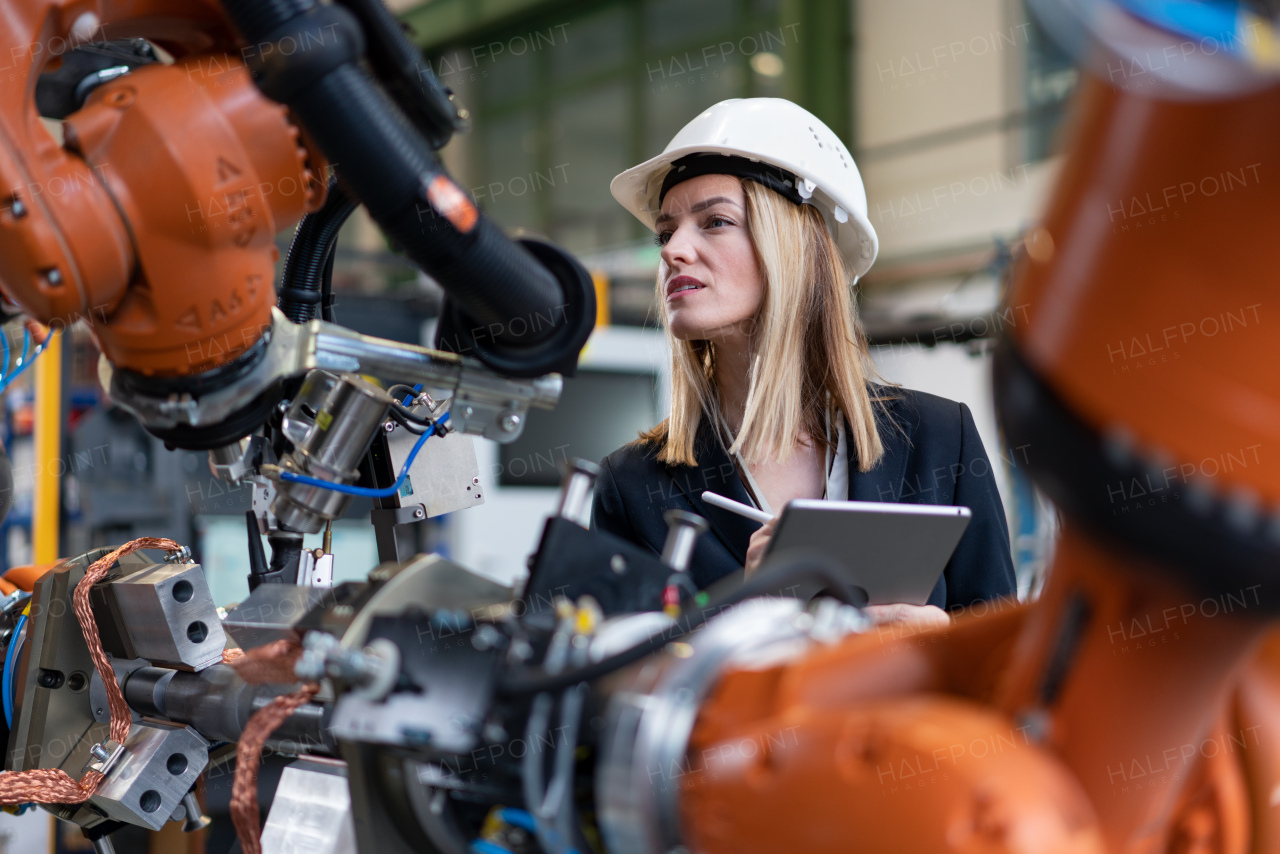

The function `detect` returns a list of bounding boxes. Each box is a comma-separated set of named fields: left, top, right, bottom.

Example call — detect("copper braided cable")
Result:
left=227, top=639, right=306, bottom=685
left=230, top=681, right=319, bottom=854
left=0, top=538, right=183, bottom=805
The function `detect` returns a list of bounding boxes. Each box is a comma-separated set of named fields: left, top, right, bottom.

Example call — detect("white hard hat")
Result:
left=610, top=97, right=879, bottom=279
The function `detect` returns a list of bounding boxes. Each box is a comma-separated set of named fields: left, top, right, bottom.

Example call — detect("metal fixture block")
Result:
left=92, top=562, right=224, bottom=670
left=91, top=722, right=209, bottom=831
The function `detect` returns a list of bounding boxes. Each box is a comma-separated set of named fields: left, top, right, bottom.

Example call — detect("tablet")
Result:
left=762, top=499, right=972, bottom=606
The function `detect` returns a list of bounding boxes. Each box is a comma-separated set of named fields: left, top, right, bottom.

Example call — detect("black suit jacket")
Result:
left=591, top=388, right=1017, bottom=611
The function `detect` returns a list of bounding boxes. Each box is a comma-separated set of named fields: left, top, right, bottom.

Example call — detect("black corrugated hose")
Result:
left=332, top=0, right=464, bottom=149
left=277, top=177, right=358, bottom=324
left=219, top=0, right=595, bottom=376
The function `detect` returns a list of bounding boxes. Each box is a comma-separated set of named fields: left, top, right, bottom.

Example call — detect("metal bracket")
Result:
left=297, top=550, right=335, bottom=587
left=249, top=476, right=280, bottom=536
left=370, top=504, right=427, bottom=564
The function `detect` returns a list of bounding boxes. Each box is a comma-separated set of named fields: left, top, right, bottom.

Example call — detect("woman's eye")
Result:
left=707, top=216, right=730, bottom=229
left=653, top=231, right=672, bottom=246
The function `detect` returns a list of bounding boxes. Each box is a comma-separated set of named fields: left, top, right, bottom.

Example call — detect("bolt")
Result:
left=164, top=546, right=192, bottom=564
left=90, top=743, right=110, bottom=763
left=472, top=477, right=480, bottom=485
left=500, top=413, right=522, bottom=434
left=414, top=508, right=424, bottom=519
left=384, top=421, right=396, bottom=433
left=462, top=405, right=474, bottom=418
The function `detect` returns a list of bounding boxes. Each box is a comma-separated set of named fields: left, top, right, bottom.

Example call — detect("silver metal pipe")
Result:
left=555, top=459, right=600, bottom=528
left=661, top=510, right=708, bottom=573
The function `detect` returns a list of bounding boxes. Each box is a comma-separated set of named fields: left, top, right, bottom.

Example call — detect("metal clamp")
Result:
left=83, top=739, right=124, bottom=777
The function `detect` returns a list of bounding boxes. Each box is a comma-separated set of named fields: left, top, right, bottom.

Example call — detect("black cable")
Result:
left=279, top=178, right=358, bottom=324
left=498, top=557, right=860, bottom=696
left=320, top=241, right=338, bottom=323
left=386, top=403, right=442, bottom=435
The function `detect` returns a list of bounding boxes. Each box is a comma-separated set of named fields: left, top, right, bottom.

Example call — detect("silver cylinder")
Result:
left=555, top=459, right=600, bottom=528
left=272, top=371, right=393, bottom=533
left=660, top=510, right=708, bottom=573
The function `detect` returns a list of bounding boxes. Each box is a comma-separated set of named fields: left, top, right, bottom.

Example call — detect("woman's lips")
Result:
left=666, top=275, right=705, bottom=300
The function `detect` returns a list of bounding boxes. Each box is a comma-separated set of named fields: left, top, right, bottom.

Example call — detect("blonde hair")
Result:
left=641, top=179, right=891, bottom=471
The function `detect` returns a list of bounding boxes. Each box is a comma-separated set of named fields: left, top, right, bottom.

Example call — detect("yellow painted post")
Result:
left=32, top=331, right=61, bottom=564
left=592, top=271, right=610, bottom=328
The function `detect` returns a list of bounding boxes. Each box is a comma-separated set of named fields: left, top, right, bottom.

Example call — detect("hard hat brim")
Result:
left=610, top=143, right=879, bottom=279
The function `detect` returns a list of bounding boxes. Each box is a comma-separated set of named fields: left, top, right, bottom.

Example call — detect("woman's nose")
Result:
left=660, top=224, right=695, bottom=267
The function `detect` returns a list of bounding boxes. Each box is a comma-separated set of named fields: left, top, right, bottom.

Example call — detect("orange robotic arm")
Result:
left=596, top=10, right=1280, bottom=854
left=0, top=0, right=326, bottom=378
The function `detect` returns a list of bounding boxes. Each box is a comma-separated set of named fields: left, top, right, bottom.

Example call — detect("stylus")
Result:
left=701, top=491, right=774, bottom=524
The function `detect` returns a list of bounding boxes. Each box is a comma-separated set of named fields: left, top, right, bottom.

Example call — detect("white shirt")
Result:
left=722, top=408, right=848, bottom=514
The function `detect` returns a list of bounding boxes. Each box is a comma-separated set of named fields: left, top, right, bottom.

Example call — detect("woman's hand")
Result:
left=862, top=603, right=950, bottom=630
left=744, top=518, right=776, bottom=578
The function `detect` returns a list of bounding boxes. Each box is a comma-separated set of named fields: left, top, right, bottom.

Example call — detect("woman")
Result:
left=592, top=98, right=1015, bottom=625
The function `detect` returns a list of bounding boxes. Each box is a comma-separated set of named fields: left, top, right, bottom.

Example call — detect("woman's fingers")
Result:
left=863, top=603, right=950, bottom=629
left=743, top=519, right=776, bottom=578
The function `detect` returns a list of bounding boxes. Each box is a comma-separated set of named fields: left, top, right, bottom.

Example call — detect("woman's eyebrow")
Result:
left=654, top=196, right=742, bottom=227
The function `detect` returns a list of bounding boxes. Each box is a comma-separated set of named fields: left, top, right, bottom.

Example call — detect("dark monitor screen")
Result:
left=498, top=369, right=660, bottom=487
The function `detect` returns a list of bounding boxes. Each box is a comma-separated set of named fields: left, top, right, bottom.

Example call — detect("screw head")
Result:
left=383, top=421, right=396, bottom=433
left=414, top=508, right=424, bottom=519
left=500, top=413, right=522, bottom=434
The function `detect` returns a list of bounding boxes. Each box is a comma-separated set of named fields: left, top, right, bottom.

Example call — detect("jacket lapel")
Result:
left=848, top=395, right=914, bottom=503
left=664, top=419, right=761, bottom=566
